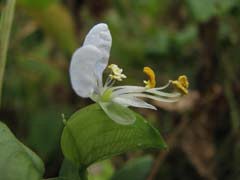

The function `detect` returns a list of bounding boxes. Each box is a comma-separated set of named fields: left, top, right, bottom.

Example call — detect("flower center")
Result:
left=101, top=88, right=113, bottom=102
left=143, top=67, right=156, bottom=89
left=108, top=64, right=127, bottom=81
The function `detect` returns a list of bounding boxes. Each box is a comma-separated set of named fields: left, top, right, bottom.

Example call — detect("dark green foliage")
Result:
left=59, top=159, right=81, bottom=180
left=0, top=121, right=44, bottom=180
left=1, top=0, right=240, bottom=179
left=111, top=156, right=153, bottom=180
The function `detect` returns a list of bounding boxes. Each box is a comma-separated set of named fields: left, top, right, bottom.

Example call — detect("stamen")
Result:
left=108, top=64, right=127, bottom=81
left=171, top=75, right=189, bottom=95
left=143, top=67, right=156, bottom=88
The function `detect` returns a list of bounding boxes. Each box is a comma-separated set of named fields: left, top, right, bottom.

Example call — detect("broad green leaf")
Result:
left=0, top=121, right=45, bottom=180
left=61, top=103, right=166, bottom=168
left=111, top=156, right=153, bottom=180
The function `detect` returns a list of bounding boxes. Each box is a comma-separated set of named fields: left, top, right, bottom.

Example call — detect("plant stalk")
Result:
left=0, top=0, right=16, bottom=106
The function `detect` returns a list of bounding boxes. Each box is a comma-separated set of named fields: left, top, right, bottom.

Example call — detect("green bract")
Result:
left=61, top=104, right=166, bottom=167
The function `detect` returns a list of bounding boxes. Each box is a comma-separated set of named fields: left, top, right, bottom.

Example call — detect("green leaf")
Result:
left=186, top=0, right=217, bottom=22
left=61, top=103, right=166, bottom=168
left=216, top=0, right=237, bottom=15
left=0, top=121, right=45, bottom=180
left=111, top=156, right=153, bottom=180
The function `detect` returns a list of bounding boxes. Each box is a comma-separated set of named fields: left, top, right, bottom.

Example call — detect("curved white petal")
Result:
left=70, top=45, right=104, bottom=97
left=129, top=93, right=180, bottom=103
left=111, top=86, right=145, bottom=97
left=99, top=102, right=136, bottom=125
left=146, top=89, right=181, bottom=98
left=83, top=23, right=112, bottom=75
left=112, top=96, right=157, bottom=110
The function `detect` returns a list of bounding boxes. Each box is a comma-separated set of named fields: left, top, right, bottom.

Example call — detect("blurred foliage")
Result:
left=111, top=156, right=153, bottom=180
left=0, top=0, right=240, bottom=179
left=0, top=0, right=15, bottom=103
left=59, top=159, right=114, bottom=180
left=88, top=160, right=114, bottom=180
left=18, top=0, right=77, bottom=54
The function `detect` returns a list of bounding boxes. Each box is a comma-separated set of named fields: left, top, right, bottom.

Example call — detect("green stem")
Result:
left=0, top=0, right=16, bottom=106
left=79, top=167, right=88, bottom=180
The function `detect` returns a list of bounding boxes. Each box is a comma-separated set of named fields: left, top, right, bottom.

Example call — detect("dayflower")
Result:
left=70, top=23, right=189, bottom=125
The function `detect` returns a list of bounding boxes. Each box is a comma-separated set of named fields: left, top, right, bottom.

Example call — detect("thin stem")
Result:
left=0, top=0, right=16, bottom=106
left=79, top=167, right=88, bottom=180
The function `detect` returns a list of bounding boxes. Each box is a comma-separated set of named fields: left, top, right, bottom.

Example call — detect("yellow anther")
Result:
left=143, top=67, right=156, bottom=88
left=108, top=64, right=127, bottom=81
left=172, top=75, right=189, bottom=95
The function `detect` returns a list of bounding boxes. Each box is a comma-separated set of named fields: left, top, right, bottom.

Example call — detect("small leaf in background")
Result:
left=146, top=29, right=171, bottom=56
left=88, top=160, right=114, bottom=180
left=61, top=103, right=166, bottom=168
left=186, top=0, right=217, bottom=22
left=0, top=121, right=45, bottom=180
left=216, top=0, right=237, bottom=15
left=59, top=159, right=114, bottom=180
left=111, top=156, right=153, bottom=180
left=19, top=3, right=77, bottom=55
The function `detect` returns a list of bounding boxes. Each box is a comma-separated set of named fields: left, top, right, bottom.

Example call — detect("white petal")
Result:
left=128, top=93, right=180, bottom=103
left=112, top=96, right=157, bottom=110
left=83, top=23, right=112, bottom=66
left=99, top=102, right=136, bottom=125
left=146, top=89, right=181, bottom=98
left=111, top=86, right=145, bottom=97
left=70, top=45, right=104, bottom=97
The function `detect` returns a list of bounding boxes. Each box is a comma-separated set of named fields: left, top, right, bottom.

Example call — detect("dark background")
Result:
left=1, top=0, right=240, bottom=179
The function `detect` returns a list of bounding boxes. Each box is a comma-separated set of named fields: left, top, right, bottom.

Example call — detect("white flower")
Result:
left=70, top=23, right=189, bottom=125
